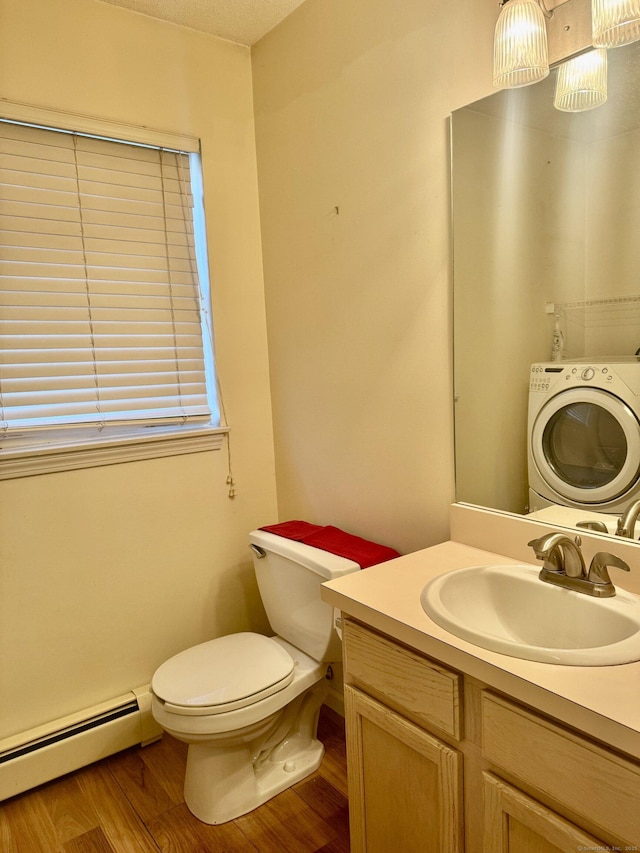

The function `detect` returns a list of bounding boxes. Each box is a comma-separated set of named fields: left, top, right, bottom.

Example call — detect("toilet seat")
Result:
left=151, top=632, right=295, bottom=716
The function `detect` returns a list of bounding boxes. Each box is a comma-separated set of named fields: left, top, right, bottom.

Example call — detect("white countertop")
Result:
left=321, top=540, right=640, bottom=760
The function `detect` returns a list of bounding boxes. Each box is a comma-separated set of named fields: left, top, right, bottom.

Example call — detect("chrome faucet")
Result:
left=528, top=532, right=631, bottom=597
left=616, top=499, right=640, bottom=538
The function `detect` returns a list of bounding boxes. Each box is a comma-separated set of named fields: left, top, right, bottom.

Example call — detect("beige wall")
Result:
left=252, top=0, right=497, bottom=554
left=584, top=128, right=640, bottom=355
left=0, top=0, right=277, bottom=740
left=587, top=128, right=640, bottom=301
left=1, top=0, right=597, bottom=747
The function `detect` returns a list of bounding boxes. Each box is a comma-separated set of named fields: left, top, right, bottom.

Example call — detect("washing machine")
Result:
left=528, top=360, right=640, bottom=514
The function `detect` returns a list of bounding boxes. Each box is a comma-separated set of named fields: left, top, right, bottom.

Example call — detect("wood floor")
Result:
left=0, top=707, right=350, bottom=853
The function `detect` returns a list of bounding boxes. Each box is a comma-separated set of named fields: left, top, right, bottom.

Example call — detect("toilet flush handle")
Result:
left=250, top=544, right=267, bottom=559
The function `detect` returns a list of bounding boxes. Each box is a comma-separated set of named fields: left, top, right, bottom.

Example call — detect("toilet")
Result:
left=150, top=528, right=360, bottom=825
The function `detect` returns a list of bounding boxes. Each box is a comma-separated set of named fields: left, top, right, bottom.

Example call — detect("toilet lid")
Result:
left=151, top=632, right=295, bottom=713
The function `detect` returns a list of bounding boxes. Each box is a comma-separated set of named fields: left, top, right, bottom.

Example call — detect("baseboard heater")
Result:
left=0, top=685, right=162, bottom=801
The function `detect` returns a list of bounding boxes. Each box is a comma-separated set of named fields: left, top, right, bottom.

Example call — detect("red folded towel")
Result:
left=259, top=521, right=400, bottom=569
left=260, top=520, right=323, bottom=541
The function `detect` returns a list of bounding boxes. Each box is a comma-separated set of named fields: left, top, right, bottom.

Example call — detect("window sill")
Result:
left=0, top=426, right=229, bottom=480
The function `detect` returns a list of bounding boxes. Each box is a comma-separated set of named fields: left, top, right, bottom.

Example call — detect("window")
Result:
left=0, top=112, right=224, bottom=478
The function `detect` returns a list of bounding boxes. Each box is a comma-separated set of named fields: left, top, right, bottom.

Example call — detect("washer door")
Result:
left=531, top=388, right=640, bottom=504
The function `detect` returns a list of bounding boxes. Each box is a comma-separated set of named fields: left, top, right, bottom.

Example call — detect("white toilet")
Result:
left=150, top=528, right=360, bottom=825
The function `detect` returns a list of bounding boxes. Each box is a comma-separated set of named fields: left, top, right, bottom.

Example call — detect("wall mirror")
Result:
left=452, top=40, right=640, bottom=542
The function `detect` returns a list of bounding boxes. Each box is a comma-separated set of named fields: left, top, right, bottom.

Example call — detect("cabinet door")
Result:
left=482, top=692, right=640, bottom=844
left=483, top=772, right=610, bottom=853
left=345, top=684, right=462, bottom=853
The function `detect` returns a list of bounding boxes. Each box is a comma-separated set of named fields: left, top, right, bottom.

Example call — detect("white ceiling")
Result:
left=95, top=0, right=307, bottom=46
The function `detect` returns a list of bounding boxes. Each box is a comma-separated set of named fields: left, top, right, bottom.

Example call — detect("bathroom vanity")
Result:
left=321, top=505, right=640, bottom=853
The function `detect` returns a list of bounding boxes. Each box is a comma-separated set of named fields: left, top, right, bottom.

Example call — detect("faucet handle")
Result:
left=527, top=535, right=562, bottom=572
left=615, top=519, right=629, bottom=537
left=527, top=533, right=583, bottom=575
left=577, top=519, right=609, bottom=533
left=587, top=552, right=631, bottom=588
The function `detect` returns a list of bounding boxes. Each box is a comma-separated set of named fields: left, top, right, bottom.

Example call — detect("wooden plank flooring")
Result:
left=0, top=707, right=350, bottom=853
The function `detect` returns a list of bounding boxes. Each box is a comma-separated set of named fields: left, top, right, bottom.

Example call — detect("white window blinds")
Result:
left=0, top=120, right=216, bottom=441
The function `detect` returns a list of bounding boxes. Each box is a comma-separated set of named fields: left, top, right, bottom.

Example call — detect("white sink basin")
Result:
left=420, top=564, right=640, bottom=666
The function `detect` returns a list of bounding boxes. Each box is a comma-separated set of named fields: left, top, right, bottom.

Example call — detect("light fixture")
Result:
left=554, top=48, right=608, bottom=110
left=592, top=0, right=640, bottom=48
left=493, top=0, right=550, bottom=89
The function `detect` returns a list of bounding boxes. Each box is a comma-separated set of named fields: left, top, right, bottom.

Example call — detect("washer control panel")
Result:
left=530, top=363, right=614, bottom=391
left=530, top=364, right=563, bottom=392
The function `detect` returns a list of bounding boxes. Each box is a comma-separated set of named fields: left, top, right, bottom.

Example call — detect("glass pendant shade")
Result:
left=493, top=0, right=550, bottom=88
left=554, top=48, right=608, bottom=111
left=592, top=0, right=640, bottom=47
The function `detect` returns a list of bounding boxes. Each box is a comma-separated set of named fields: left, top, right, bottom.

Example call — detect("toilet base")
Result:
left=186, top=736, right=325, bottom=825
left=183, top=680, right=328, bottom=824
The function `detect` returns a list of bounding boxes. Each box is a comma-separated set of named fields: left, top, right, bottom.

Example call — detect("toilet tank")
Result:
left=248, top=529, right=360, bottom=662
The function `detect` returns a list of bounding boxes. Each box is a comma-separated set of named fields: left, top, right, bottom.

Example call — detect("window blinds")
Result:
left=0, top=120, right=212, bottom=435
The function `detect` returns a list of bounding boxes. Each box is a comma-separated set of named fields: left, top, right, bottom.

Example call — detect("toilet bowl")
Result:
left=152, top=635, right=329, bottom=824
left=150, top=529, right=361, bottom=824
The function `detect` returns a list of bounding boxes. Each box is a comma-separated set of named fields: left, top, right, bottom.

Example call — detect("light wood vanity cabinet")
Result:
left=482, top=693, right=640, bottom=849
left=482, top=772, right=610, bottom=852
left=344, top=686, right=463, bottom=853
left=342, top=618, right=640, bottom=853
